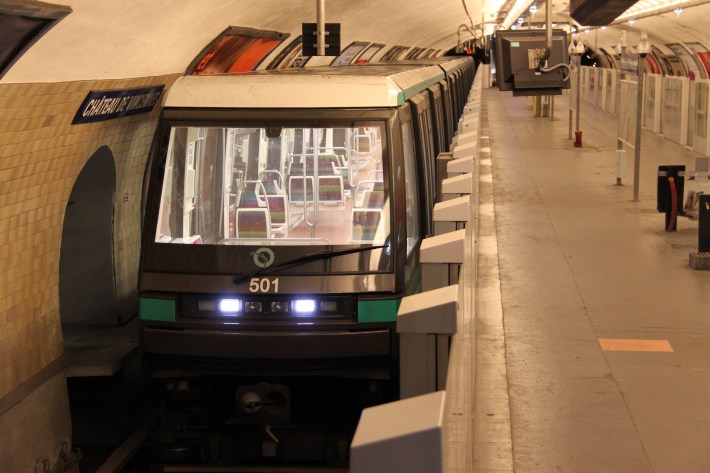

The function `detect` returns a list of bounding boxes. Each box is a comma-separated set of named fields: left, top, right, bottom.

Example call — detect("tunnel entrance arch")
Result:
left=59, top=146, right=118, bottom=325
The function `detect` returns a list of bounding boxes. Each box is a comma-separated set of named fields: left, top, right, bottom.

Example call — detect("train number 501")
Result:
left=249, top=277, right=280, bottom=293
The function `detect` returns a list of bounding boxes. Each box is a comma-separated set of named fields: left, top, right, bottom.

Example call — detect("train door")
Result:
left=409, top=92, right=437, bottom=236
left=427, top=85, right=446, bottom=156
left=438, top=80, right=454, bottom=150
left=450, top=70, right=464, bottom=118
left=396, top=105, right=422, bottom=260
left=446, top=74, right=460, bottom=123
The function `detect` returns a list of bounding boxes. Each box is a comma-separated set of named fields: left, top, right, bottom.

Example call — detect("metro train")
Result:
left=138, top=57, right=474, bottom=465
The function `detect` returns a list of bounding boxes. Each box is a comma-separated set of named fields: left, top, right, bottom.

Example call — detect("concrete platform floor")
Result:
left=483, top=89, right=710, bottom=473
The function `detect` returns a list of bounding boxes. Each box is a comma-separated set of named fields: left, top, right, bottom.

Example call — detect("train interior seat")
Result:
left=288, top=176, right=315, bottom=204
left=232, top=181, right=273, bottom=238
left=266, top=195, right=288, bottom=235
left=352, top=179, right=385, bottom=242
left=287, top=154, right=346, bottom=208
left=236, top=208, right=272, bottom=239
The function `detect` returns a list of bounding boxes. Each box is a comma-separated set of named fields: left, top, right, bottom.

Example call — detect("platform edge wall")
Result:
left=0, top=370, right=71, bottom=473
left=0, top=73, right=180, bottom=401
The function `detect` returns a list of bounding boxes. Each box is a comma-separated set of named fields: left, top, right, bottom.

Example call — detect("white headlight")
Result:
left=293, top=299, right=316, bottom=315
left=219, top=299, right=242, bottom=314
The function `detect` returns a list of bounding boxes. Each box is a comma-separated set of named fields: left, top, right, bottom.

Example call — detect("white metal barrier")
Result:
left=585, top=66, right=593, bottom=103
left=569, top=64, right=710, bottom=160
left=662, top=76, right=690, bottom=146
left=601, top=68, right=617, bottom=113
left=618, top=79, right=638, bottom=147
left=592, top=67, right=601, bottom=106
left=351, top=64, right=487, bottom=473
left=688, top=78, right=697, bottom=148
left=644, top=74, right=662, bottom=134
left=569, top=69, right=578, bottom=113
left=692, top=80, right=710, bottom=156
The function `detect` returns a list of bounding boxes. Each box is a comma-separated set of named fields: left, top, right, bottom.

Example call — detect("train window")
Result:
left=155, top=123, right=389, bottom=247
left=401, top=122, right=420, bottom=256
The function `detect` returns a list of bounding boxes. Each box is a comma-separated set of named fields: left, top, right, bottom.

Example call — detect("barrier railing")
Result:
left=572, top=67, right=707, bottom=161
left=351, top=64, right=488, bottom=473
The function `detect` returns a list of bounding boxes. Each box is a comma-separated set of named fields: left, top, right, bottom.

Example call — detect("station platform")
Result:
left=475, top=88, right=710, bottom=472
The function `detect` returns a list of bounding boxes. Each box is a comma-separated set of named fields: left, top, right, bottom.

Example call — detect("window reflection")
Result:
left=156, top=124, right=390, bottom=247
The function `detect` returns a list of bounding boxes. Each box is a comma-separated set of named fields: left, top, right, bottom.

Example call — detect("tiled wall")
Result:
left=0, top=74, right=180, bottom=399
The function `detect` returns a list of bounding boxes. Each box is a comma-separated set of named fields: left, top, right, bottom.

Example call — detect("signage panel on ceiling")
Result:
left=72, top=85, right=165, bottom=124
left=302, top=23, right=341, bottom=56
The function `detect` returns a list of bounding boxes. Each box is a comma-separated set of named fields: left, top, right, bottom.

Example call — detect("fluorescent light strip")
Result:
left=502, top=0, right=536, bottom=29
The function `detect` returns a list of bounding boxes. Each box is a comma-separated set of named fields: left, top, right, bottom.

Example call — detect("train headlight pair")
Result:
left=215, top=298, right=326, bottom=316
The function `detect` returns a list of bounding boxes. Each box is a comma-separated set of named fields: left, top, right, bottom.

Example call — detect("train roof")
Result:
left=387, top=57, right=473, bottom=74
left=163, top=57, right=472, bottom=110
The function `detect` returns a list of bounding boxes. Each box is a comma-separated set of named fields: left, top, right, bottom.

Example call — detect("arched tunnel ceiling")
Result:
left=576, top=3, right=710, bottom=54
left=1, top=0, right=481, bottom=83
left=4, top=0, right=710, bottom=85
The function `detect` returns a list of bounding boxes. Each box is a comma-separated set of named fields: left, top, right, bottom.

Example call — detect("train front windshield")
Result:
left=155, top=124, right=389, bottom=249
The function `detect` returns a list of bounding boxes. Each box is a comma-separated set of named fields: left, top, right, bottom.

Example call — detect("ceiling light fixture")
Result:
left=502, top=0, right=536, bottom=29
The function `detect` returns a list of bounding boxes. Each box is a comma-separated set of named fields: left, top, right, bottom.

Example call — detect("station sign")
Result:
left=72, top=85, right=164, bottom=124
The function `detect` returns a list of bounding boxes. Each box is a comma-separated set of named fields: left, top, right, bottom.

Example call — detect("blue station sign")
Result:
left=72, top=85, right=165, bottom=124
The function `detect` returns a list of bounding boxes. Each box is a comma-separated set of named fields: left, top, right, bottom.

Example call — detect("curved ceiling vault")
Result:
left=564, top=3, right=710, bottom=57
left=1, top=0, right=481, bottom=84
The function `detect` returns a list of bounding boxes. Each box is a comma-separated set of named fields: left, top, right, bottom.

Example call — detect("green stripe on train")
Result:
left=139, top=297, right=176, bottom=322
left=358, top=298, right=401, bottom=323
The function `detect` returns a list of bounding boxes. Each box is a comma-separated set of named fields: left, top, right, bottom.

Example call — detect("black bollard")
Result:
left=657, top=165, right=685, bottom=232
left=698, top=194, right=710, bottom=253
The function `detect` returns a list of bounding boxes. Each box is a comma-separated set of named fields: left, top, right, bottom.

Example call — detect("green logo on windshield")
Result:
left=252, top=248, right=275, bottom=268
